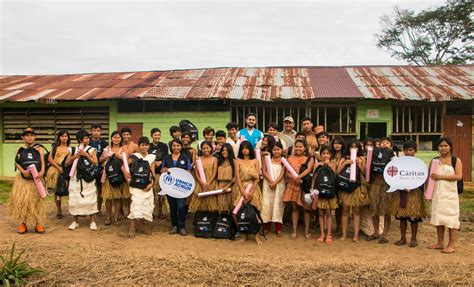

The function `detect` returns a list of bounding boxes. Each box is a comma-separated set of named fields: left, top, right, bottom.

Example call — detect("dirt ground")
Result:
left=1, top=202, right=473, bottom=286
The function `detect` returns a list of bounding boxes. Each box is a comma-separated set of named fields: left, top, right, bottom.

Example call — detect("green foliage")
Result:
left=0, top=181, right=13, bottom=204
left=376, top=0, right=473, bottom=65
left=0, top=242, right=45, bottom=286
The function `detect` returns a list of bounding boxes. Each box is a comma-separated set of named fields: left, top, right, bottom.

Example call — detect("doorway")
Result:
left=117, top=123, right=143, bottom=144
left=360, top=122, right=387, bottom=140
left=443, top=115, right=472, bottom=181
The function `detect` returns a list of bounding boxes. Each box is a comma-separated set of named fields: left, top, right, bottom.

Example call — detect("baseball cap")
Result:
left=283, top=116, right=294, bottom=123
left=21, top=127, right=36, bottom=136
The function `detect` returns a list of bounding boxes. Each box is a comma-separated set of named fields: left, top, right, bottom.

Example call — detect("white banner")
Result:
left=158, top=168, right=195, bottom=198
left=383, top=156, right=428, bottom=193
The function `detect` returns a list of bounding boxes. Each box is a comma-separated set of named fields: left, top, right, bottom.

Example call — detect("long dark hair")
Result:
left=218, top=143, right=235, bottom=177
left=55, top=129, right=70, bottom=147
left=345, top=139, right=363, bottom=157
left=110, top=130, right=123, bottom=147
left=262, top=135, right=276, bottom=152
left=271, top=141, right=284, bottom=158
left=436, top=136, right=453, bottom=153
left=238, top=141, right=255, bottom=160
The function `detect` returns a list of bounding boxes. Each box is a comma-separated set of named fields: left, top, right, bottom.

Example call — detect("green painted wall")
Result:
left=0, top=101, right=116, bottom=177
left=115, top=111, right=230, bottom=148
left=472, top=105, right=474, bottom=180
left=356, top=99, right=393, bottom=137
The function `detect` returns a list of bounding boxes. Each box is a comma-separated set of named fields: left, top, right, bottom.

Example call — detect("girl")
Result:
left=331, top=136, right=345, bottom=233
left=46, top=129, right=70, bottom=219
left=127, top=137, right=156, bottom=238
left=8, top=128, right=46, bottom=234
left=337, top=140, right=369, bottom=242
left=391, top=140, right=426, bottom=248
left=262, top=142, right=286, bottom=237
left=216, top=143, right=236, bottom=212
left=162, top=139, right=192, bottom=236
left=99, top=131, right=130, bottom=226
left=189, top=141, right=218, bottom=212
left=366, top=137, right=394, bottom=244
left=233, top=140, right=263, bottom=244
left=360, top=138, right=377, bottom=237
left=428, top=137, right=462, bottom=253
left=313, top=146, right=338, bottom=244
left=283, top=139, right=314, bottom=239
left=66, top=130, right=99, bottom=231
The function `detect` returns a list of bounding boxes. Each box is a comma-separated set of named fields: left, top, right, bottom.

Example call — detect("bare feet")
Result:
left=316, top=235, right=325, bottom=242
left=340, top=236, right=346, bottom=241
left=290, top=233, right=297, bottom=239
left=304, top=233, right=311, bottom=240
left=428, top=243, right=444, bottom=250
left=441, top=247, right=455, bottom=253
left=255, top=234, right=263, bottom=245
left=239, top=234, right=248, bottom=242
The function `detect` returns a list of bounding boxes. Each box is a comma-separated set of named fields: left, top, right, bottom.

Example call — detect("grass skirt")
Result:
left=368, top=175, right=392, bottom=216
left=318, top=196, right=339, bottom=210
left=216, top=180, right=233, bottom=212
left=390, top=188, right=426, bottom=219
left=101, top=179, right=130, bottom=200
left=338, top=184, right=369, bottom=207
left=8, top=174, right=46, bottom=226
left=232, top=180, right=262, bottom=211
left=153, top=174, right=169, bottom=216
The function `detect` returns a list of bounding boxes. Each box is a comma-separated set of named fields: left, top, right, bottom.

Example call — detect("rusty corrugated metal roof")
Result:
left=0, top=66, right=472, bottom=102
left=346, top=66, right=473, bottom=101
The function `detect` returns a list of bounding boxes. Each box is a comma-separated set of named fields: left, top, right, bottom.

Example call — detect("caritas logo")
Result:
left=383, top=157, right=428, bottom=193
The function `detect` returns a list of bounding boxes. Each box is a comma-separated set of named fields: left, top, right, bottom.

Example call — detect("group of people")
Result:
left=8, top=113, right=463, bottom=253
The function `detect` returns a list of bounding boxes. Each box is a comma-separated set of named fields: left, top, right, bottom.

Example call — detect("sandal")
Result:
left=35, top=225, right=45, bottom=234
left=304, top=233, right=311, bottom=240
left=316, top=235, right=325, bottom=242
left=325, top=236, right=333, bottom=245
left=394, top=239, right=406, bottom=246
left=113, top=219, right=121, bottom=226
left=366, top=234, right=380, bottom=241
left=378, top=237, right=389, bottom=244
left=18, top=223, right=27, bottom=234
left=409, top=241, right=418, bottom=248
left=276, top=231, right=282, bottom=237
left=105, top=217, right=112, bottom=225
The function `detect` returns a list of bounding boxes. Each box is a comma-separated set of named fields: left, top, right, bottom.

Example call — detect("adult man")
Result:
left=225, top=122, right=240, bottom=157
left=281, top=116, right=296, bottom=148
left=237, top=113, right=263, bottom=149
left=300, top=117, right=318, bottom=154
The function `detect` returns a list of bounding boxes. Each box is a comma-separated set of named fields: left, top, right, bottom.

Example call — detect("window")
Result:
left=230, top=101, right=356, bottom=135
left=2, top=107, right=109, bottom=143
left=391, top=103, right=442, bottom=151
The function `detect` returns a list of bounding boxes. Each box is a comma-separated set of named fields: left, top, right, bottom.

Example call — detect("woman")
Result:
left=428, top=136, right=462, bottom=253
left=99, top=131, right=130, bottom=226
left=233, top=140, right=262, bottom=244
left=283, top=139, right=314, bottom=239
left=162, top=138, right=192, bottom=236
left=189, top=141, right=218, bottom=212
left=216, top=143, right=236, bottom=212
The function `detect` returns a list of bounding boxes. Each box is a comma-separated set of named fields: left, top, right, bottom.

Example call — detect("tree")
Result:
left=376, top=0, right=473, bottom=65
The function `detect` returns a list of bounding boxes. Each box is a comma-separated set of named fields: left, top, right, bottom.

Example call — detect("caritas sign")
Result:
left=383, top=156, right=428, bottom=193
left=158, top=168, right=195, bottom=198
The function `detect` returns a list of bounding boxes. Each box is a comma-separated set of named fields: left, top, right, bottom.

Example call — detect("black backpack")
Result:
left=337, top=163, right=361, bottom=193
left=179, top=120, right=199, bottom=142
left=61, top=147, right=76, bottom=181
left=193, top=211, right=218, bottom=238
left=105, top=154, right=125, bottom=187
left=212, top=213, right=236, bottom=240
left=435, top=156, right=464, bottom=194
left=236, top=204, right=264, bottom=235
left=299, top=157, right=313, bottom=194
left=314, top=165, right=337, bottom=199
left=15, top=146, right=42, bottom=178
left=77, top=147, right=100, bottom=183
left=55, top=174, right=69, bottom=197
left=129, top=155, right=151, bottom=189
left=371, top=147, right=394, bottom=175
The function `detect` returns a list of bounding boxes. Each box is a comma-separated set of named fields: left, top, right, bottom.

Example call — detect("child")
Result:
left=391, top=140, right=426, bottom=247
left=225, top=122, right=240, bottom=157
left=360, top=138, right=377, bottom=236
left=366, top=137, right=394, bottom=243
left=189, top=141, right=218, bottom=212
left=168, top=126, right=181, bottom=148
left=149, top=128, right=169, bottom=220
left=120, top=127, right=138, bottom=156
left=66, top=130, right=99, bottom=231
left=46, top=129, right=70, bottom=219
left=216, top=143, right=236, bottom=212
left=181, top=132, right=196, bottom=166
left=89, top=123, right=109, bottom=215
left=262, top=142, right=286, bottom=236
left=8, top=128, right=46, bottom=234
left=127, top=137, right=155, bottom=237
left=331, top=136, right=345, bottom=234
left=283, top=139, right=314, bottom=239
left=428, top=137, right=462, bottom=253
left=212, top=130, right=227, bottom=158
left=162, top=139, right=192, bottom=236
left=337, top=140, right=369, bottom=242
left=314, top=146, right=338, bottom=244
left=99, top=131, right=130, bottom=226
left=198, top=126, right=215, bottom=155
left=233, top=140, right=263, bottom=244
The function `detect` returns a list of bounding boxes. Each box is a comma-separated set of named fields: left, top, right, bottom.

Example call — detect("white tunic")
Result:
left=430, top=163, right=460, bottom=229
left=128, top=153, right=156, bottom=222
left=68, top=146, right=99, bottom=216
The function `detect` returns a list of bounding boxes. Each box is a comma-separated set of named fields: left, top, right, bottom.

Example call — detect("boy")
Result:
left=149, top=128, right=169, bottom=219
left=212, top=130, right=226, bottom=158
left=225, top=122, right=240, bottom=157
left=120, top=127, right=138, bottom=156
left=89, top=123, right=108, bottom=215
left=392, top=140, right=425, bottom=247
left=127, top=137, right=156, bottom=237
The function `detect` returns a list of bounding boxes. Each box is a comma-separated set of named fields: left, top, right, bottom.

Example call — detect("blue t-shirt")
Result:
left=238, top=128, right=263, bottom=149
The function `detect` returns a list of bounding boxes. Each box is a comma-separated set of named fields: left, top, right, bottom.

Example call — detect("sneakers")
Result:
left=35, top=225, right=45, bottom=233
left=90, top=222, right=98, bottom=231
left=169, top=226, right=178, bottom=235
left=179, top=228, right=187, bottom=236
left=68, top=221, right=79, bottom=230
left=18, top=223, right=27, bottom=234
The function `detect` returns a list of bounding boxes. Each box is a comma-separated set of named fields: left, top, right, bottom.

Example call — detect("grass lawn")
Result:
left=0, top=180, right=13, bottom=204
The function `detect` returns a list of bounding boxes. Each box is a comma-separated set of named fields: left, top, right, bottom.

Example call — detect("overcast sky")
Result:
left=0, top=0, right=445, bottom=75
